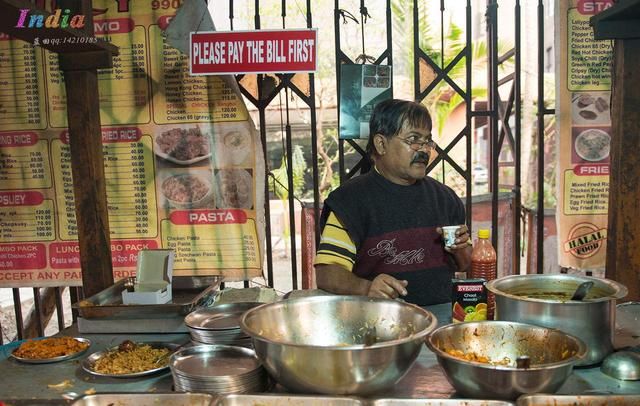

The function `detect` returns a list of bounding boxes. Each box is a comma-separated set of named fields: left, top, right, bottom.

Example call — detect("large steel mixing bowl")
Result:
left=239, top=295, right=437, bottom=395
left=425, top=321, right=586, bottom=400
left=486, top=274, right=627, bottom=365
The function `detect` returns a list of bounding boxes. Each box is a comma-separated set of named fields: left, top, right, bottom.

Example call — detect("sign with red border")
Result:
left=190, top=29, right=317, bottom=75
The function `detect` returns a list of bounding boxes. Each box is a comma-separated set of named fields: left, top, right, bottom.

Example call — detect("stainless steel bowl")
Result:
left=486, top=274, right=627, bottom=366
left=601, top=351, right=640, bottom=380
left=239, top=295, right=437, bottom=395
left=425, top=321, right=586, bottom=400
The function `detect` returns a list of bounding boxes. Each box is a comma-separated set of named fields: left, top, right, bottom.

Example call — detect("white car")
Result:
left=473, top=165, right=488, bottom=185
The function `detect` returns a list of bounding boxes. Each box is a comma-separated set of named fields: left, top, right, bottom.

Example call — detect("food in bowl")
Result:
left=426, top=321, right=586, bottom=400
left=162, top=173, right=211, bottom=208
left=239, top=296, right=437, bottom=395
left=156, top=126, right=211, bottom=162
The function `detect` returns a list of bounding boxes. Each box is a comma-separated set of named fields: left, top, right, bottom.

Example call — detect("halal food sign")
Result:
left=190, top=29, right=317, bottom=75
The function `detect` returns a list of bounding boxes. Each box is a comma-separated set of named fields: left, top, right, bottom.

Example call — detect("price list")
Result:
left=148, top=26, right=247, bottom=124
left=0, top=136, right=52, bottom=190
left=51, top=135, right=158, bottom=240
left=43, top=50, right=67, bottom=127
left=50, top=140, right=78, bottom=239
left=44, top=26, right=151, bottom=127
left=95, top=26, right=151, bottom=125
left=0, top=201, right=56, bottom=242
left=0, top=37, right=46, bottom=130
left=103, top=135, right=158, bottom=239
left=161, top=221, right=260, bottom=271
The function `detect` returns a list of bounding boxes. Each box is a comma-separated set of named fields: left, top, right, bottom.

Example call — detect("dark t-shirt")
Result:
left=320, top=170, right=465, bottom=305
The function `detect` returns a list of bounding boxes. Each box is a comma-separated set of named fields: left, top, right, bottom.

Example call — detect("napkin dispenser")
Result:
left=122, top=249, right=174, bottom=305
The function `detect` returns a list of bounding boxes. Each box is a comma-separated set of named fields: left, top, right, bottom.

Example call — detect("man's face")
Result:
left=375, top=124, right=434, bottom=185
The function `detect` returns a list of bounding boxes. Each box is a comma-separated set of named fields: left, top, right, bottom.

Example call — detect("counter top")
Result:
left=1, top=324, right=639, bottom=404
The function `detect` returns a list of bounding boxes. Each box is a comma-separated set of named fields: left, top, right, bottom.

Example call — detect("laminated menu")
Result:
left=0, top=2, right=264, bottom=287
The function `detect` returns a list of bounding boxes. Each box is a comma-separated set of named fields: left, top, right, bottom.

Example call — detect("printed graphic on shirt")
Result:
left=354, top=226, right=446, bottom=278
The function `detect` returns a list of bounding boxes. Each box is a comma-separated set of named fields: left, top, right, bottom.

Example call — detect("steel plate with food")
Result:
left=82, top=340, right=180, bottom=378
left=154, top=126, right=212, bottom=165
left=574, top=128, right=611, bottom=162
left=11, top=336, right=91, bottom=364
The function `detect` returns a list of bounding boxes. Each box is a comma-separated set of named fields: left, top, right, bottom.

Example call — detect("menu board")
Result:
left=556, top=0, right=613, bottom=270
left=0, top=1, right=264, bottom=287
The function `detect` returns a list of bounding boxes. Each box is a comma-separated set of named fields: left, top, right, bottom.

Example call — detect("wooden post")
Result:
left=60, top=67, right=114, bottom=298
left=605, top=38, right=640, bottom=302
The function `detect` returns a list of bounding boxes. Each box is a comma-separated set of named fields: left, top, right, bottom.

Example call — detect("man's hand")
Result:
left=436, top=224, right=472, bottom=253
left=436, top=225, right=473, bottom=272
left=367, top=274, right=408, bottom=299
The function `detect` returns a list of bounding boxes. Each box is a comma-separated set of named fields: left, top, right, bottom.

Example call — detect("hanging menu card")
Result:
left=0, top=1, right=264, bottom=287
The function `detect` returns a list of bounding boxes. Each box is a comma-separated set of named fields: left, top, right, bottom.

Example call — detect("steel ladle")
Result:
left=571, top=281, right=594, bottom=301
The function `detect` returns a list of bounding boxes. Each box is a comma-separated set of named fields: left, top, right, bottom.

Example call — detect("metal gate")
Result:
left=1, top=0, right=556, bottom=343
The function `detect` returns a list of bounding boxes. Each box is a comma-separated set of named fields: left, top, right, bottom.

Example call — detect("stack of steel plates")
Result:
left=184, top=302, right=263, bottom=346
left=170, top=344, right=270, bottom=394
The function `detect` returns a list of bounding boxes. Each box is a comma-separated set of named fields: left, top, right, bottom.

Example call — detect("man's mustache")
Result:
left=411, top=151, right=431, bottom=164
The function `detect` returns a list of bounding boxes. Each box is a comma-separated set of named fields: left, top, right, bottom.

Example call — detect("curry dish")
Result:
left=92, top=343, right=170, bottom=374
left=446, top=348, right=511, bottom=366
left=13, top=337, right=89, bottom=359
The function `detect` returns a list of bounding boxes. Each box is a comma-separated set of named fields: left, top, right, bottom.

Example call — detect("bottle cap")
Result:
left=478, top=229, right=490, bottom=239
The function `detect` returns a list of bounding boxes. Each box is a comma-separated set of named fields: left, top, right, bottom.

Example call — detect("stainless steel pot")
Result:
left=486, top=274, right=627, bottom=366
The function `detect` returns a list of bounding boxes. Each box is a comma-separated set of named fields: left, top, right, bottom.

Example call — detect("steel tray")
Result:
left=213, top=394, right=365, bottom=406
left=71, top=392, right=215, bottom=406
left=371, top=400, right=514, bottom=406
left=516, top=394, right=640, bottom=406
left=72, top=276, right=222, bottom=319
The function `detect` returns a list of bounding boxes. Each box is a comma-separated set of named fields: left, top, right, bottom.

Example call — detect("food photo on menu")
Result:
left=159, top=169, right=215, bottom=210
left=215, top=169, right=254, bottom=210
left=571, top=126, right=611, bottom=164
left=154, top=125, right=213, bottom=166
left=212, top=121, right=253, bottom=167
left=571, top=91, right=611, bottom=126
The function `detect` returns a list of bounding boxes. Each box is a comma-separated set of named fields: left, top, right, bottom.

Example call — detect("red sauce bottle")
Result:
left=470, top=229, right=497, bottom=319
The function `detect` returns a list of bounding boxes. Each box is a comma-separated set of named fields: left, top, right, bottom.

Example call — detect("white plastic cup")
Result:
left=442, top=225, right=461, bottom=248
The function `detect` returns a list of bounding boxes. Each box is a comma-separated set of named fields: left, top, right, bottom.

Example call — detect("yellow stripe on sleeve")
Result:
left=314, top=212, right=356, bottom=272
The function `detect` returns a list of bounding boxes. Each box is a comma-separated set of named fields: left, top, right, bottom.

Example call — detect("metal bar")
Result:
left=498, top=72, right=515, bottom=87
left=471, top=111, right=493, bottom=117
left=251, top=1, right=274, bottom=286
left=536, top=0, right=545, bottom=274
left=307, top=0, right=321, bottom=248
left=416, top=48, right=468, bottom=101
left=70, top=287, right=80, bottom=324
left=386, top=0, right=393, bottom=96
left=466, top=0, right=473, bottom=231
left=13, top=289, right=23, bottom=340
left=54, top=287, right=64, bottom=331
left=413, top=0, right=420, bottom=101
left=497, top=85, right=515, bottom=150
left=487, top=0, right=500, bottom=250
left=514, top=0, right=522, bottom=275
left=284, top=87, right=299, bottom=290
left=335, top=1, right=346, bottom=182
left=497, top=48, right=515, bottom=65
left=440, top=0, right=445, bottom=70
left=229, top=0, right=234, bottom=30
left=32, top=287, right=44, bottom=337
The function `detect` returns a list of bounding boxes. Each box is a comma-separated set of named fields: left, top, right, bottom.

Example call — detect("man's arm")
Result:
left=315, top=263, right=371, bottom=296
left=316, top=264, right=408, bottom=299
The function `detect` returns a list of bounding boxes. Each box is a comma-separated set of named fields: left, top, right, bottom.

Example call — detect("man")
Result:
left=315, top=99, right=472, bottom=307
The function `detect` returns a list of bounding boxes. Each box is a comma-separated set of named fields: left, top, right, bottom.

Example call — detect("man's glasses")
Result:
left=398, top=136, right=437, bottom=152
